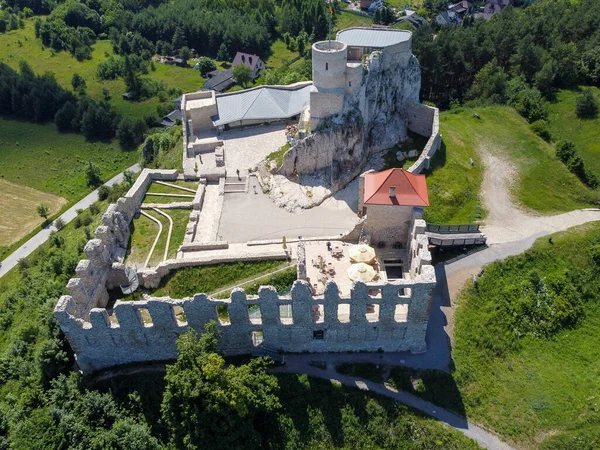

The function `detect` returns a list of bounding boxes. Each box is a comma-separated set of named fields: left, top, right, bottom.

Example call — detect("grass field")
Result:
left=142, top=180, right=198, bottom=204
left=126, top=208, right=189, bottom=267
left=151, top=260, right=291, bottom=297
left=0, top=118, right=138, bottom=201
left=0, top=179, right=66, bottom=245
left=265, top=39, right=299, bottom=69
left=0, top=20, right=203, bottom=119
left=425, top=106, right=599, bottom=224
left=452, top=223, right=600, bottom=448
left=334, top=10, right=373, bottom=33
left=547, top=87, right=600, bottom=177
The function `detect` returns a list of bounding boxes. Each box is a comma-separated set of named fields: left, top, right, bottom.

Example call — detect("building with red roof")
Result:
left=359, top=168, right=429, bottom=247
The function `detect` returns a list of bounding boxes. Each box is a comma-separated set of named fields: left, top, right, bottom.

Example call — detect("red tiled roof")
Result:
left=363, top=168, right=429, bottom=206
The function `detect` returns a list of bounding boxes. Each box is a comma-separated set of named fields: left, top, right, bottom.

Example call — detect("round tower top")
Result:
left=312, top=40, right=347, bottom=54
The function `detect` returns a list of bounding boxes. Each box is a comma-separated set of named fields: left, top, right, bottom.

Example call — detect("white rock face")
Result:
left=281, top=53, right=421, bottom=192
left=396, top=151, right=406, bottom=161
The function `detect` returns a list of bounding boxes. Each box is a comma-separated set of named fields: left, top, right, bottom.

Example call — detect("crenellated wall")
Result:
left=55, top=257, right=435, bottom=372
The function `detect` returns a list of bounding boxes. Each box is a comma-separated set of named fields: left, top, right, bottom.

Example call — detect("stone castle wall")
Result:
left=406, top=102, right=441, bottom=174
left=64, top=169, right=179, bottom=321
left=55, top=267, right=435, bottom=373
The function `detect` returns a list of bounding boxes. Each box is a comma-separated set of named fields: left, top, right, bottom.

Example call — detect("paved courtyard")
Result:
left=221, top=123, right=288, bottom=176
left=217, top=176, right=359, bottom=243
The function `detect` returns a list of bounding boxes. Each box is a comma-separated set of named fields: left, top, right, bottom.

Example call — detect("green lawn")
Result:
left=142, top=180, right=198, bottom=204
left=0, top=118, right=138, bottom=201
left=334, top=10, right=373, bottom=33
left=547, top=87, right=600, bottom=177
left=126, top=208, right=190, bottom=267
left=151, top=260, right=292, bottom=297
left=452, top=223, right=600, bottom=448
left=0, top=19, right=203, bottom=119
left=265, top=39, right=299, bottom=69
left=425, top=106, right=599, bottom=224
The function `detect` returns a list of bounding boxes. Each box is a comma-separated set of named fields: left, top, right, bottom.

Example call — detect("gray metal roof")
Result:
left=213, top=83, right=311, bottom=127
left=336, top=28, right=411, bottom=48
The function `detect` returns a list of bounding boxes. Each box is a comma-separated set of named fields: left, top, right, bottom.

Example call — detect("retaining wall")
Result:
left=406, top=102, right=441, bottom=174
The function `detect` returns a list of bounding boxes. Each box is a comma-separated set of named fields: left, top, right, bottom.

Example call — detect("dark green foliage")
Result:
left=85, top=160, right=101, bottom=187
left=232, top=63, right=251, bottom=87
left=196, top=56, right=216, bottom=76
left=71, top=72, right=86, bottom=91
left=373, top=6, right=395, bottom=25
left=529, top=120, right=552, bottom=142
left=466, top=59, right=506, bottom=105
left=506, top=77, right=548, bottom=123
left=575, top=90, right=598, bottom=119
left=97, top=184, right=110, bottom=201
left=555, top=140, right=598, bottom=188
left=116, top=116, right=146, bottom=149
left=54, top=101, right=77, bottom=131
left=161, top=324, right=280, bottom=450
left=413, top=0, right=600, bottom=108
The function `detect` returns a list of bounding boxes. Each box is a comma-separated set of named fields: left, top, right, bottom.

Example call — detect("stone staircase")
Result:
left=223, top=176, right=248, bottom=193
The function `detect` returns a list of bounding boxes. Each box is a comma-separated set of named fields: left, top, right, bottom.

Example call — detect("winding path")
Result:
left=0, top=164, right=141, bottom=279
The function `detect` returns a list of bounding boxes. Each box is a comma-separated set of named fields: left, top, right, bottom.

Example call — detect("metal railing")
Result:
left=426, top=223, right=480, bottom=234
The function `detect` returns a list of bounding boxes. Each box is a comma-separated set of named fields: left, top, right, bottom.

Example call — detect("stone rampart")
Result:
left=62, top=169, right=179, bottom=321
left=55, top=261, right=435, bottom=372
left=406, top=102, right=441, bottom=174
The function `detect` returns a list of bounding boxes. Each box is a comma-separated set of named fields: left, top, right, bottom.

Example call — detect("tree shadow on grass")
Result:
left=387, top=366, right=467, bottom=418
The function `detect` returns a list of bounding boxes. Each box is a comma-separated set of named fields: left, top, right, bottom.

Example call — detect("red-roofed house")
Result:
left=359, top=168, right=429, bottom=247
left=232, top=52, right=265, bottom=80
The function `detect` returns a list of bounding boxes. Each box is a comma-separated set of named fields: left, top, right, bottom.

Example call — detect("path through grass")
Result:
left=426, top=106, right=599, bottom=224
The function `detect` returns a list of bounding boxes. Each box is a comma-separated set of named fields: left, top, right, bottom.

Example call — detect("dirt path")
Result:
left=479, top=150, right=600, bottom=245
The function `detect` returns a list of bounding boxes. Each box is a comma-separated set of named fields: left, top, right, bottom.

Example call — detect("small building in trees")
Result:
left=232, top=52, right=265, bottom=80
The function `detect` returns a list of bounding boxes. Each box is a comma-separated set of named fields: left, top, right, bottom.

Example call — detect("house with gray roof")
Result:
left=232, top=52, right=266, bottom=79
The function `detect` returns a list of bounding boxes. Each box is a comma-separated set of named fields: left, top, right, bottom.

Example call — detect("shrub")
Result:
left=529, top=120, right=552, bottom=142
left=36, top=203, right=49, bottom=219
left=71, top=73, right=86, bottom=92
left=555, top=140, right=576, bottom=163
left=85, top=161, right=102, bottom=187
left=73, top=216, right=82, bottom=228
left=89, top=202, right=101, bottom=215
left=98, top=185, right=110, bottom=201
left=54, top=217, right=65, bottom=230
left=54, top=101, right=77, bottom=132
left=575, top=90, right=598, bottom=119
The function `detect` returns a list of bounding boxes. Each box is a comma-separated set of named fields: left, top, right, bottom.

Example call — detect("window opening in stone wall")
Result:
left=398, top=287, right=411, bottom=297
left=252, top=331, right=264, bottom=347
left=279, top=304, right=293, bottom=325
left=326, top=62, right=328, bottom=70
left=368, top=288, right=381, bottom=299
left=217, top=305, right=230, bottom=325
left=349, top=81, right=352, bottom=87
left=312, top=304, right=324, bottom=323
left=248, top=305, right=262, bottom=325
left=395, top=304, right=409, bottom=323
left=338, top=304, right=350, bottom=323
left=173, top=305, right=187, bottom=326
left=138, top=308, right=153, bottom=327
left=313, top=330, right=325, bottom=340
left=366, top=304, right=380, bottom=323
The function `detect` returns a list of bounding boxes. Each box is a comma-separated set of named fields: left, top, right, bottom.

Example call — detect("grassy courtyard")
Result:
left=142, top=180, right=198, bottom=204
left=152, top=260, right=293, bottom=298
left=126, top=208, right=190, bottom=267
left=425, top=106, right=599, bottom=224
left=0, top=20, right=203, bottom=119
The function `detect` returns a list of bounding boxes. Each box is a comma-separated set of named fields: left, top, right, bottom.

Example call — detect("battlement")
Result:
left=55, top=263, right=435, bottom=372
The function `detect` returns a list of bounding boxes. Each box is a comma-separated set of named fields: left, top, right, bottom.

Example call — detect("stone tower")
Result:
left=310, top=40, right=348, bottom=130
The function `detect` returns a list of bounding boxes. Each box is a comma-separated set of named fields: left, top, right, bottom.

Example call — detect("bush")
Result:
left=54, top=217, right=65, bottom=230
left=54, top=101, right=77, bottom=132
left=116, top=117, right=146, bottom=149
left=98, top=185, right=110, bottom=201
left=556, top=140, right=576, bottom=163
left=71, top=73, right=86, bottom=92
left=575, top=90, right=598, bottom=119
left=529, top=120, right=552, bottom=141
left=85, top=161, right=102, bottom=187
left=89, top=202, right=101, bottom=215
